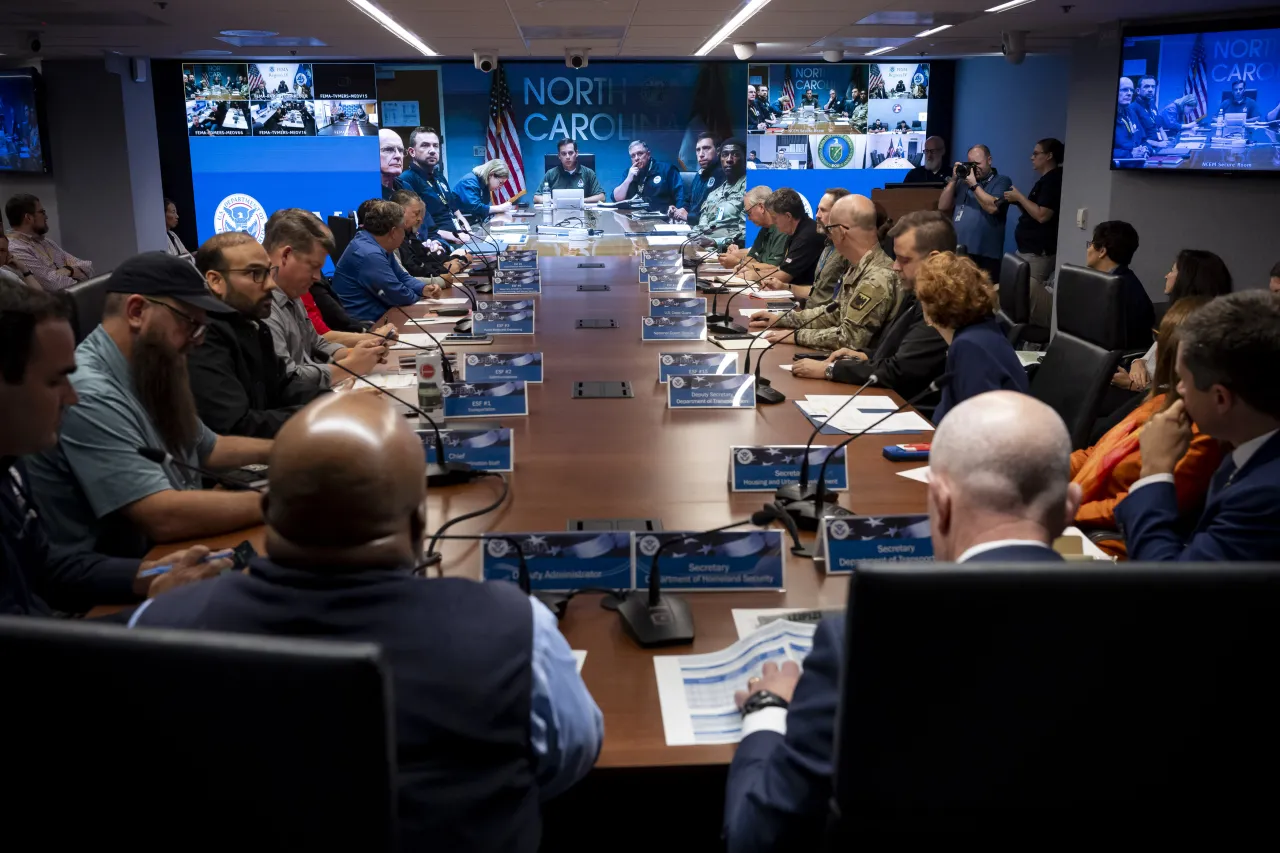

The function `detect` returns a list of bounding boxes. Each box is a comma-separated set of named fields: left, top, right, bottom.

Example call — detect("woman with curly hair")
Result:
left=915, top=251, right=1028, bottom=424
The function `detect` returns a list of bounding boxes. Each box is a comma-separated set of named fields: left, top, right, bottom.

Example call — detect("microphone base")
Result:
left=708, top=321, right=748, bottom=336
left=427, top=462, right=475, bottom=488
left=784, top=497, right=856, bottom=532
left=757, top=384, right=787, bottom=405
left=775, top=482, right=838, bottom=504
left=617, top=591, right=695, bottom=648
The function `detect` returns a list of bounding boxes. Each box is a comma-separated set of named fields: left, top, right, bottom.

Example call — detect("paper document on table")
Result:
left=420, top=297, right=471, bottom=306
left=803, top=394, right=897, bottom=414
left=655, top=619, right=817, bottom=746
left=1015, top=350, right=1045, bottom=367
left=644, top=236, right=693, bottom=246
left=749, top=290, right=797, bottom=300
left=652, top=224, right=692, bottom=234
left=739, top=307, right=790, bottom=318
left=731, top=609, right=843, bottom=640
left=572, top=650, right=586, bottom=674
left=796, top=402, right=934, bottom=434
left=712, top=335, right=766, bottom=351
left=896, top=465, right=931, bottom=483
left=390, top=332, right=445, bottom=350
left=778, top=363, right=793, bottom=372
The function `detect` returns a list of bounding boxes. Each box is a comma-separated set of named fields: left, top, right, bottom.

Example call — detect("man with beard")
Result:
left=689, top=138, right=746, bottom=250
left=1113, top=77, right=1148, bottom=160
left=400, top=126, right=468, bottom=244
left=1131, top=75, right=1196, bottom=146
left=671, top=133, right=724, bottom=223
left=187, top=232, right=325, bottom=438
left=748, top=85, right=766, bottom=133
left=24, top=253, right=272, bottom=559
left=379, top=128, right=409, bottom=200
left=4, top=194, right=95, bottom=292
left=904, top=136, right=948, bottom=184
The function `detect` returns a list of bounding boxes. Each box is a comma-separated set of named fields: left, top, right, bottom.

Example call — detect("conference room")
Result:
left=5, top=1, right=1280, bottom=850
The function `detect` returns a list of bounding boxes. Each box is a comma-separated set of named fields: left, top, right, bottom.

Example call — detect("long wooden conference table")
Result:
left=142, top=207, right=930, bottom=771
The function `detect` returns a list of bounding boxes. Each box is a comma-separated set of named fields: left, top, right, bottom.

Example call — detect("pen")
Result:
left=137, top=548, right=234, bottom=578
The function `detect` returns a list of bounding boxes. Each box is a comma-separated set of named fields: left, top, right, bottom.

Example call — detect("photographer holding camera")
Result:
left=939, top=144, right=1012, bottom=284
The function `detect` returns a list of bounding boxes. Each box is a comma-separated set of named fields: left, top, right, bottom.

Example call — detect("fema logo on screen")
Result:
left=817, top=135, right=855, bottom=169
left=638, top=536, right=662, bottom=557
left=829, top=520, right=851, bottom=541
left=213, top=193, right=268, bottom=242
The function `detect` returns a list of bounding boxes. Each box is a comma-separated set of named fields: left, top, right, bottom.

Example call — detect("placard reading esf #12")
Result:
left=482, top=532, right=634, bottom=592
left=635, top=530, right=784, bottom=591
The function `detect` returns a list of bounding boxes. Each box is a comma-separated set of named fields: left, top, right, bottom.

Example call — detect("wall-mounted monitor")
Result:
left=0, top=68, right=50, bottom=174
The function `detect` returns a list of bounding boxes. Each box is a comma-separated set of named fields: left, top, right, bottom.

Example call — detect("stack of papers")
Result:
left=389, top=332, right=446, bottom=350
left=644, top=235, right=694, bottom=247
left=419, top=297, right=470, bottom=307
left=796, top=393, right=934, bottom=434
left=651, top=224, right=692, bottom=234
left=655, top=619, right=817, bottom=746
left=749, top=289, right=797, bottom=300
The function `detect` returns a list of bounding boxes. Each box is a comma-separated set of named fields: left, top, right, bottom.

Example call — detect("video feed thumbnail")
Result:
left=312, top=64, right=377, bottom=100
left=866, top=133, right=922, bottom=169
left=188, top=100, right=252, bottom=137
left=253, top=97, right=316, bottom=136
left=247, top=63, right=313, bottom=100
left=183, top=64, right=250, bottom=101
left=315, top=101, right=379, bottom=136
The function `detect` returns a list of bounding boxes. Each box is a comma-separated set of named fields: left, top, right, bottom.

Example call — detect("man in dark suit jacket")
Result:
left=724, top=392, right=1081, bottom=853
left=1116, top=291, right=1280, bottom=561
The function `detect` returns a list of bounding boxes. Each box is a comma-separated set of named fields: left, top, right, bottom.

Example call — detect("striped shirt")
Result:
left=5, top=231, right=94, bottom=292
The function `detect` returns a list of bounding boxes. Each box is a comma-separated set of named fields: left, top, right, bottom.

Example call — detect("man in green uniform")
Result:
left=689, top=138, right=747, bottom=251
left=533, top=138, right=605, bottom=204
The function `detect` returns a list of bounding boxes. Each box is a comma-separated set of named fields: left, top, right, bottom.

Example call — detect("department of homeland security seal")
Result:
left=638, top=535, right=662, bottom=557
left=817, top=135, right=856, bottom=169
left=486, top=538, right=509, bottom=558
left=213, top=193, right=268, bottom=241
left=829, top=519, right=851, bottom=540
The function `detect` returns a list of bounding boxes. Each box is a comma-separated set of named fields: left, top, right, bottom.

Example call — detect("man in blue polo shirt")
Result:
left=671, top=132, right=724, bottom=223
left=938, top=143, right=1012, bottom=284
left=612, top=139, right=684, bottom=211
left=332, top=200, right=442, bottom=324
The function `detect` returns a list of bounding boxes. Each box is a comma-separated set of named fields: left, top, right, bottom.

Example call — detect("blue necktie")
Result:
left=1206, top=456, right=1238, bottom=503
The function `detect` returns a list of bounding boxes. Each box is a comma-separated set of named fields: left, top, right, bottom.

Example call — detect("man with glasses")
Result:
left=714, top=186, right=786, bottom=282
left=262, top=208, right=392, bottom=396
left=24, top=253, right=273, bottom=559
left=904, top=136, right=948, bottom=184
left=1006, top=137, right=1065, bottom=327
left=186, top=232, right=327, bottom=438
left=3, top=193, right=95, bottom=292
left=379, top=128, right=409, bottom=200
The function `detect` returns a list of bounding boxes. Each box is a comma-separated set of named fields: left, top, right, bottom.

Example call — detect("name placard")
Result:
left=640, top=249, right=682, bottom=272
left=820, top=514, right=933, bottom=574
left=493, top=269, right=541, bottom=295
left=658, top=351, right=738, bottom=383
left=649, top=297, right=707, bottom=318
left=668, top=374, right=755, bottom=409
left=474, top=299, right=535, bottom=335
left=497, top=250, right=538, bottom=271
left=729, top=445, right=849, bottom=492
left=483, top=532, right=634, bottom=592
left=462, top=351, right=543, bottom=383
left=643, top=272, right=697, bottom=293
left=642, top=316, right=707, bottom=342
left=441, top=381, right=529, bottom=418
left=635, top=530, right=784, bottom=591
left=418, top=428, right=513, bottom=472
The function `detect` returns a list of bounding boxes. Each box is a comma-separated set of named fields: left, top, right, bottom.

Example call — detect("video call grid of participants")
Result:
left=746, top=62, right=930, bottom=170
left=185, top=62, right=380, bottom=138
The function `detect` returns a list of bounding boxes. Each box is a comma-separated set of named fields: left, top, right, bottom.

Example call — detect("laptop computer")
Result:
left=552, top=188, right=585, bottom=209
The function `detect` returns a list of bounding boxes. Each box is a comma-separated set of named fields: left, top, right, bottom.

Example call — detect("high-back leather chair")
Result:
left=64, top=273, right=112, bottom=344
left=1029, top=330, right=1121, bottom=448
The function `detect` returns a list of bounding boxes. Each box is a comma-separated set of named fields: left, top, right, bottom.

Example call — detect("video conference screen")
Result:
left=0, top=70, right=49, bottom=174
left=1116, top=23, right=1280, bottom=171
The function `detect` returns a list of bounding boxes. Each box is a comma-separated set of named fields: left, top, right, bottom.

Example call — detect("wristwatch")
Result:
left=740, top=689, right=791, bottom=718
left=824, top=362, right=835, bottom=381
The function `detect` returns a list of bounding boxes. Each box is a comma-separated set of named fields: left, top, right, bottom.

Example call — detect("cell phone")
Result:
left=712, top=333, right=755, bottom=341
left=227, top=540, right=258, bottom=572
left=443, top=334, right=493, bottom=344
left=434, top=308, right=469, bottom=316
left=793, top=353, right=827, bottom=361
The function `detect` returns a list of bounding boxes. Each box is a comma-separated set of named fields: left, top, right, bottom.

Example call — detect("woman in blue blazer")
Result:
left=451, top=159, right=514, bottom=224
left=915, top=252, right=1029, bottom=424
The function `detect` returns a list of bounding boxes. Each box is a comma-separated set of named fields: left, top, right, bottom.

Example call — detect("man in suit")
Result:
left=1116, top=290, right=1280, bottom=561
left=723, top=391, right=1077, bottom=853
left=807, top=210, right=951, bottom=406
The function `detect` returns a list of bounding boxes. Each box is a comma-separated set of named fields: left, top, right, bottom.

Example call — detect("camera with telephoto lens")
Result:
left=954, top=161, right=980, bottom=179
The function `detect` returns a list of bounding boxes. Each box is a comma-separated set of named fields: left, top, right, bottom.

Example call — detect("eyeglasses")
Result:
left=825, top=223, right=851, bottom=238
left=143, top=297, right=207, bottom=341
left=1085, top=239, right=1097, bottom=251
left=218, top=266, right=276, bottom=284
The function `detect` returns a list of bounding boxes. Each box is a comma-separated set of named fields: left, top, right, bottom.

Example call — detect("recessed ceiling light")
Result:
left=183, top=49, right=234, bottom=56
left=986, top=0, right=1035, bottom=11
left=344, top=0, right=437, bottom=56
left=865, top=46, right=896, bottom=56
left=915, top=25, right=952, bottom=37
left=694, top=0, right=773, bottom=57
left=219, top=29, right=278, bottom=37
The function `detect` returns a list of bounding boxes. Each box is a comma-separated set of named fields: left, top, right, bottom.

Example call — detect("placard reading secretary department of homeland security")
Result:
left=473, top=300, right=535, bottom=335
left=819, top=514, right=932, bottom=574
left=482, top=532, right=634, bottom=592
left=635, top=530, right=785, bottom=591
left=668, top=374, right=755, bottom=409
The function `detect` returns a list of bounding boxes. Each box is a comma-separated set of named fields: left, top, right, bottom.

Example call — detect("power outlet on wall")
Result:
left=473, top=145, right=486, bottom=157
left=1076, top=208, right=1088, bottom=230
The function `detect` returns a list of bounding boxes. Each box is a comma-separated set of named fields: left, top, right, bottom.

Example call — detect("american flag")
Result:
left=247, top=64, right=264, bottom=97
left=782, top=65, right=796, bottom=111
left=868, top=64, right=885, bottom=98
left=1183, top=33, right=1209, bottom=122
left=486, top=65, right=526, bottom=204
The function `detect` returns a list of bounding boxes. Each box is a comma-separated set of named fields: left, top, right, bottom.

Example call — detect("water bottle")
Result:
left=1216, top=107, right=1225, bottom=138
left=415, top=349, right=444, bottom=420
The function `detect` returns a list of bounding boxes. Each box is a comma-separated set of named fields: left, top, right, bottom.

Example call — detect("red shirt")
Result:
left=301, top=291, right=330, bottom=335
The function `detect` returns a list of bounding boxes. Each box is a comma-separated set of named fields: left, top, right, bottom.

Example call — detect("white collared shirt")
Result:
left=955, top=539, right=1054, bottom=563
left=1129, top=428, right=1278, bottom=494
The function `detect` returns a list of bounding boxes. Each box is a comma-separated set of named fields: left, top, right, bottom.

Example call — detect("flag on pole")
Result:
left=247, top=64, right=264, bottom=97
left=782, top=65, right=797, bottom=112
left=1183, top=33, right=1209, bottom=122
left=868, top=65, right=885, bottom=98
left=486, top=65, right=526, bottom=204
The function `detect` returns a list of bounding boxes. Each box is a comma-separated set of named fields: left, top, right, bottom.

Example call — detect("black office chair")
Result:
left=1055, top=263, right=1127, bottom=351
left=327, top=214, right=357, bottom=264
left=827, top=561, right=1280, bottom=845
left=1220, top=89, right=1259, bottom=106
left=1, top=616, right=397, bottom=851
left=542, top=153, right=596, bottom=174
left=64, top=272, right=112, bottom=344
left=994, top=252, right=1049, bottom=347
left=1028, top=330, right=1121, bottom=449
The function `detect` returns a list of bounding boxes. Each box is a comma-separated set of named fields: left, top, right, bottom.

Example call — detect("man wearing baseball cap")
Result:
left=25, top=252, right=273, bottom=559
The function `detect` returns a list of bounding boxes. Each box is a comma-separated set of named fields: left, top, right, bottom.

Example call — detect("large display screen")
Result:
left=1115, top=22, right=1280, bottom=172
left=0, top=69, right=50, bottom=174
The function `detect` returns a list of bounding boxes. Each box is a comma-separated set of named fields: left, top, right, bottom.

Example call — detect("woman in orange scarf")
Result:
left=1070, top=296, right=1224, bottom=558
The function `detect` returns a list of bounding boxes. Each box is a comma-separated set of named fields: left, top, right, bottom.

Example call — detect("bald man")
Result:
left=723, top=391, right=1073, bottom=853
left=131, top=394, right=603, bottom=852
left=749, top=194, right=900, bottom=353
left=905, top=136, right=948, bottom=183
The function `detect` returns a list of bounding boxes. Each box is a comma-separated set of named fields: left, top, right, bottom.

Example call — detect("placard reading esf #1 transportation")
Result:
left=729, top=445, right=849, bottom=492
left=462, top=352, right=543, bottom=383
left=473, top=300, right=535, bottom=335
left=658, top=352, right=739, bottom=383
left=418, top=428, right=513, bottom=472
left=635, top=530, right=784, bottom=591
left=441, top=381, right=528, bottom=418
left=820, top=514, right=932, bottom=574
left=482, top=532, right=634, bottom=592
left=642, top=316, right=707, bottom=342
left=493, top=269, right=542, bottom=295
left=643, top=271, right=697, bottom=293
left=649, top=297, right=707, bottom=318
left=668, top=374, right=755, bottom=409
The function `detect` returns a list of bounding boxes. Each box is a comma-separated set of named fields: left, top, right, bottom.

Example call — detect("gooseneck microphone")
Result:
left=775, top=373, right=879, bottom=505
left=136, top=447, right=265, bottom=492
left=784, top=374, right=953, bottom=531
left=390, top=305, right=456, bottom=383
left=417, top=533, right=571, bottom=619
left=751, top=302, right=840, bottom=405
left=618, top=503, right=792, bottom=648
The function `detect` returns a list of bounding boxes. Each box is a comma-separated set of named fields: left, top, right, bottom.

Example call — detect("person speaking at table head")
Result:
left=914, top=251, right=1028, bottom=425
left=453, top=159, right=515, bottom=223
left=722, top=391, right=1073, bottom=853
left=379, top=128, right=409, bottom=200
left=23, top=253, right=273, bottom=559
left=533, top=137, right=605, bottom=205
left=131, top=392, right=604, bottom=852
left=611, top=139, right=685, bottom=210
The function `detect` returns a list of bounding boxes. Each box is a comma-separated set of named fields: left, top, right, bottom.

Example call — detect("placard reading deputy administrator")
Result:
left=482, top=532, right=634, bottom=592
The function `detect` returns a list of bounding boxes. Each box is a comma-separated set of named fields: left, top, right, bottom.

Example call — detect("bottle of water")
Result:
left=415, top=349, right=444, bottom=421
left=1216, top=107, right=1225, bottom=138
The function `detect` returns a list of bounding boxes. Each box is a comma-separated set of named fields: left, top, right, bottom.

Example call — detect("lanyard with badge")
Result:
left=955, top=171, right=996, bottom=223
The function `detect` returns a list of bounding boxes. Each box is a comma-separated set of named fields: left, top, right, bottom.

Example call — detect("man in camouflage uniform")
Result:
left=690, top=138, right=747, bottom=251
left=803, top=188, right=852, bottom=308
left=749, top=194, right=899, bottom=353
